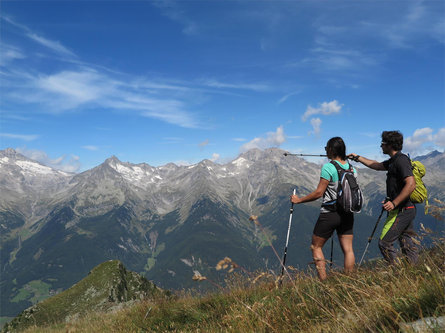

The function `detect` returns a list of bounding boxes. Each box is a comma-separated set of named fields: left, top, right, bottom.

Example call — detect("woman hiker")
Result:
left=291, top=137, right=357, bottom=280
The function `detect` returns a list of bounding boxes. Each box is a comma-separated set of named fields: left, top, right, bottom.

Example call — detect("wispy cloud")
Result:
left=277, top=90, right=301, bottom=104
left=162, top=137, right=184, bottom=144
left=2, top=16, right=76, bottom=57
left=292, top=1, right=444, bottom=77
left=26, top=32, right=76, bottom=57
left=240, top=126, right=286, bottom=152
left=306, top=47, right=379, bottom=72
left=151, top=0, right=198, bottom=35
left=363, top=1, right=445, bottom=48
left=201, top=79, right=271, bottom=92
left=199, top=139, right=209, bottom=149
left=4, top=68, right=201, bottom=128
left=0, top=44, right=25, bottom=65
left=0, top=133, right=39, bottom=141
left=1, top=17, right=202, bottom=128
left=82, top=145, right=99, bottom=151
left=302, top=100, right=342, bottom=122
left=1, top=16, right=278, bottom=129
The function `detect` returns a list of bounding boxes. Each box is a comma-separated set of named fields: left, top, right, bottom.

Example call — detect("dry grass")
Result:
left=19, top=238, right=444, bottom=333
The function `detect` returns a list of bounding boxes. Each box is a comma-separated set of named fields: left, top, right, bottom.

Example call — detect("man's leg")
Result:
left=398, top=208, right=418, bottom=264
left=379, top=208, right=417, bottom=265
left=379, top=210, right=401, bottom=264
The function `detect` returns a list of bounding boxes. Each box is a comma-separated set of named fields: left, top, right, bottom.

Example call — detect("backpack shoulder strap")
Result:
left=330, top=160, right=347, bottom=174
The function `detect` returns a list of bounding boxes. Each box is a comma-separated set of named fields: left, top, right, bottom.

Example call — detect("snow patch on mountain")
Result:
left=16, top=160, right=58, bottom=175
left=232, top=157, right=250, bottom=168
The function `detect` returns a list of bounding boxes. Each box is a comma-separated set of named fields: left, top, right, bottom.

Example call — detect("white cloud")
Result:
left=302, top=100, right=343, bottom=121
left=309, top=118, right=322, bottom=136
left=0, top=133, right=39, bottom=141
left=210, top=153, right=220, bottom=162
left=433, top=128, right=445, bottom=148
left=404, top=127, right=434, bottom=152
left=240, top=126, right=286, bottom=152
left=404, top=127, right=445, bottom=155
left=16, top=147, right=81, bottom=173
left=232, top=138, right=247, bottom=142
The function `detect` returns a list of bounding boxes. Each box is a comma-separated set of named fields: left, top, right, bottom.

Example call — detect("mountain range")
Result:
left=1, top=147, right=443, bottom=321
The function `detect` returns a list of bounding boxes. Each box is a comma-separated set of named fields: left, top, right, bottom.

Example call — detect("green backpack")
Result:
left=410, top=160, right=428, bottom=212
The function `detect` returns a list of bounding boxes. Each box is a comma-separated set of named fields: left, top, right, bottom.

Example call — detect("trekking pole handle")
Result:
left=290, top=189, right=296, bottom=211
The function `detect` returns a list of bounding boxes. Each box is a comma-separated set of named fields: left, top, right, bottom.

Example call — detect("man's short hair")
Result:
left=382, top=131, right=403, bottom=151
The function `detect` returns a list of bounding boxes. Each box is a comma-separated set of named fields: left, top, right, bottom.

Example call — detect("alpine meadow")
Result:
left=1, top=1, right=445, bottom=332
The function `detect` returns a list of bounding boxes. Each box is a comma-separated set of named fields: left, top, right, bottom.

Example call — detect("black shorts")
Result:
left=313, top=211, right=354, bottom=239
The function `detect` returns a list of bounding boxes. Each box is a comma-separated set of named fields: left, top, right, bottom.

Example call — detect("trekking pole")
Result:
left=358, top=197, right=390, bottom=266
left=329, top=237, right=334, bottom=269
left=280, top=188, right=296, bottom=285
left=283, top=152, right=327, bottom=157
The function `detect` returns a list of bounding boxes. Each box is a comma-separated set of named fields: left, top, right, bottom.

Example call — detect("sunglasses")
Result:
left=380, top=142, right=388, bottom=146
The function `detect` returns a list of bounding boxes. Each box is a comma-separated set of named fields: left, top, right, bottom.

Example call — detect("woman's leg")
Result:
left=311, top=235, right=329, bottom=280
left=338, top=234, right=355, bottom=272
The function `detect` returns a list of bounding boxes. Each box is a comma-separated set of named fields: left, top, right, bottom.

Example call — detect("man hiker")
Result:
left=291, top=137, right=357, bottom=280
left=348, top=130, right=419, bottom=265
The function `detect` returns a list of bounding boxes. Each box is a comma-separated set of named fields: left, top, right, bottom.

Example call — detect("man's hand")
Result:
left=348, top=153, right=360, bottom=162
left=383, top=200, right=396, bottom=212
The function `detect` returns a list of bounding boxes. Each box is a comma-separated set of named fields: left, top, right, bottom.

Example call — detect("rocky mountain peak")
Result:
left=2, top=147, right=19, bottom=158
left=105, top=155, right=122, bottom=166
left=415, top=150, right=443, bottom=161
left=0, top=148, right=32, bottom=162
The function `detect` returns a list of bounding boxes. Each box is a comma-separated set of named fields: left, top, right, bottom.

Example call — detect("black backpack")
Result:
left=329, top=161, right=363, bottom=213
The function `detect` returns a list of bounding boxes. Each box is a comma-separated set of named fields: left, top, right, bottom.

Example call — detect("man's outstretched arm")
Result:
left=348, top=153, right=386, bottom=171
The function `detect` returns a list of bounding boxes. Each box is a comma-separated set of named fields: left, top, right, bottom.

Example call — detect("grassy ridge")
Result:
left=3, top=260, right=161, bottom=332
left=17, top=238, right=444, bottom=333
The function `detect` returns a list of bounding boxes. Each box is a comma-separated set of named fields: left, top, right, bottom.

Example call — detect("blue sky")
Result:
left=1, top=0, right=444, bottom=172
